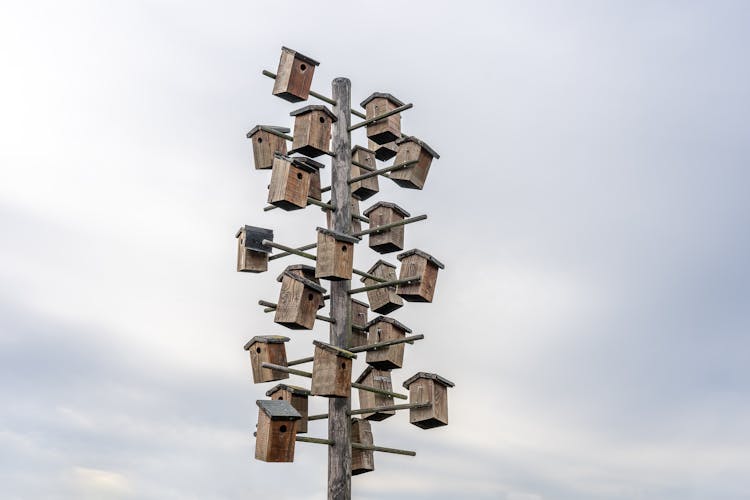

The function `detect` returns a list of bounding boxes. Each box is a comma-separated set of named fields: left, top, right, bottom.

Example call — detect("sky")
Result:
left=1, top=1, right=749, bottom=499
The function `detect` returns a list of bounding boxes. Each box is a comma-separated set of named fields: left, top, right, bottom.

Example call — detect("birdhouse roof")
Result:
left=313, top=340, right=357, bottom=359
left=351, top=297, right=369, bottom=308
left=289, top=105, right=337, bottom=121
left=235, top=225, right=274, bottom=253
left=272, top=153, right=322, bottom=172
left=362, top=201, right=411, bottom=218
left=351, top=145, right=376, bottom=155
left=402, top=372, right=455, bottom=389
left=265, top=383, right=311, bottom=397
left=360, top=92, right=405, bottom=108
left=244, top=335, right=290, bottom=350
left=365, top=259, right=396, bottom=276
left=396, top=136, right=440, bottom=159
left=277, top=271, right=327, bottom=294
left=256, top=399, right=302, bottom=420
left=397, top=248, right=445, bottom=269
left=277, top=264, right=317, bottom=277
left=246, top=124, right=290, bottom=138
left=354, top=365, right=376, bottom=384
left=281, top=46, right=320, bottom=66
left=366, top=315, right=412, bottom=333
left=316, top=227, right=361, bottom=243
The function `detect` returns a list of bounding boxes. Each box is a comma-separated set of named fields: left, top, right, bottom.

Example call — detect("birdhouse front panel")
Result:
left=389, top=136, right=440, bottom=190
left=361, top=93, right=404, bottom=145
left=311, top=341, right=356, bottom=398
left=365, top=317, right=411, bottom=370
left=247, top=126, right=289, bottom=170
left=370, top=139, right=397, bottom=161
left=350, top=146, right=379, bottom=201
left=255, top=400, right=301, bottom=462
left=403, top=373, right=454, bottom=429
left=290, top=106, right=336, bottom=157
left=274, top=272, right=325, bottom=330
left=236, top=225, right=273, bottom=273
left=245, top=336, right=290, bottom=384
left=397, top=249, right=445, bottom=303
left=272, top=47, right=319, bottom=103
left=351, top=419, right=374, bottom=475
left=267, top=384, right=311, bottom=434
left=363, top=202, right=410, bottom=254
left=362, top=260, right=403, bottom=314
left=315, top=228, right=359, bottom=281
left=356, top=366, right=395, bottom=421
left=268, top=155, right=313, bottom=210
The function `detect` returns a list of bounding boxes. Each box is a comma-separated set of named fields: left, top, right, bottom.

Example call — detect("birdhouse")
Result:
left=370, top=139, right=397, bottom=161
left=290, top=105, right=337, bottom=157
left=266, top=384, right=311, bottom=434
left=315, top=227, right=360, bottom=281
left=246, top=125, right=289, bottom=170
left=272, top=46, right=319, bottom=103
left=351, top=418, right=374, bottom=475
left=255, top=399, right=302, bottom=462
left=355, top=366, right=395, bottom=421
left=243, top=335, right=290, bottom=384
left=274, top=268, right=326, bottom=329
left=350, top=146, right=379, bottom=201
left=294, top=156, right=325, bottom=201
left=365, top=316, right=412, bottom=370
left=268, top=154, right=321, bottom=210
left=396, top=249, right=445, bottom=303
left=349, top=298, right=369, bottom=349
left=362, top=202, right=410, bottom=254
left=310, top=340, right=357, bottom=398
left=361, top=260, right=403, bottom=314
left=235, top=225, right=273, bottom=273
left=325, top=198, right=362, bottom=234
left=403, top=372, right=455, bottom=429
left=360, top=93, right=404, bottom=145
left=389, top=136, right=440, bottom=190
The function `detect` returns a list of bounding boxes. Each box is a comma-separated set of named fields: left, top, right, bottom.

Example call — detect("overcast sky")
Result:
left=2, top=1, right=749, bottom=499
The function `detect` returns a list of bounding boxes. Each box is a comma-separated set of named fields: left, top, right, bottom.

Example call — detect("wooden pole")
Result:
left=328, top=77, right=352, bottom=500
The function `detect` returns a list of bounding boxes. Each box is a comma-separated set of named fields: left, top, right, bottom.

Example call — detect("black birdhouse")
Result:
left=235, top=225, right=273, bottom=273
left=272, top=46, right=319, bottom=103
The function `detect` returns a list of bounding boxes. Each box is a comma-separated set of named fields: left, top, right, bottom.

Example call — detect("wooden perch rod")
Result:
left=308, top=402, right=431, bottom=421
left=347, top=160, right=418, bottom=184
left=262, top=240, right=385, bottom=282
left=263, top=197, right=337, bottom=213
left=348, top=276, right=421, bottom=294
left=261, top=70, right=366, bottom=119
left=261, top=362, right=313, bottom=379
left=258, top=125, right=293, bottom=142
left=348, top=103, right=414, bottom=131
left=268, top=242, right=318, bottom=261
left=258, top=300, right=335, bottom=324
left=352, top=215, right=427, bottom=237
left=294, top=437, right=416, bottom=456
left=287, top=334, right=424, bottom=366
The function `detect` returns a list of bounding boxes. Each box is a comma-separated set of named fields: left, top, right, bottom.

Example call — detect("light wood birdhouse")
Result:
left=274, top=268, right=326, bottom=329
left=403, top=372, right=454, bottom=429
left=360, top=93, right=404, bottom=144
left=244, top=335, right=290, bottom=383
left=315, top=227, right=360, bottom=281
left=311, top=340, right=357, bottom=398
left=362, top=202, right=410, bottom=254
left=361, top=260, right=403, bottom=314
left=355, top=366, right=395, bottom=421
left=246, top=125, right=289, bottom=170
left=390, top=136, right=440, bottom=190
left=365, top=316, right=412, bottom=370
left=396, top=249, right=445, bottom=303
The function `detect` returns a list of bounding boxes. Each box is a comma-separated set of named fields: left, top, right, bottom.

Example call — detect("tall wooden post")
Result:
left=328, top=77, right=352, bottom=500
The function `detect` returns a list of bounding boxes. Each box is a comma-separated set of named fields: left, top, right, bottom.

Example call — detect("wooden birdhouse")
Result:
left=311, top=340, right=357, bottom=398
left=268, top=154, right=321, bottom=210
left=315, top=227, right=360, bottom=281
left=362, top=202, right=410, bottom=254
left=290, top=105, right=337, bottom=157
left=244, top=335, right=290, bottom=384
left=351, top=418, right=374, bottom=475
left=293, top=156, right=325, bottom=201
left=235, top=225, right=273, bottom=273
left=349, top=298, right=369, bottom=349
left=403, top=372, right=455, bottom=429
left=246, top=125, right=289, bottom=170
left=272, top=46, right=319, bottom=103
left=325, top=198, right=362, bottom=234
left=350, top=146, right=379, bottom=201
left=266, top=384, right=311, bottom=434
left=274, top=268, right=326, bottom=329
left=365, top=316, right=412, bottom=370
left=396, top=249, right=445, bottom=303
left=255, top=399, right=301, bottom=462
left=361, top=260, right=403, bottom=314
left=389, top=136, right=440, bottom=190
left=360, top=93, right=404, bottom=145
left=370, top=139, right=397, bottom=161
left=355, top=366, right=395, bottom=421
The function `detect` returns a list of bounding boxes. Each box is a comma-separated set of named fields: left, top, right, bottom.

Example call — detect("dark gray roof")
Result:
left=351, top=297, right=369, bottom=309
left=360, top=92, right=405, bottom=108
left=362, top=201, right=411, bottom=218
left=365, top=259, right=396, bottom=276
left=355, top=365, right=375, bottom=384
left=278, top=271, right=327, bottom=294
left=397, top=249, right=445, bottom=269
left=246, top=124, right=290, bottom=138
left=402, top=372, right=455, bottom=389
left=244, top=335, right=290, bottom=350
left=276, top=264, right=317, bottom=282
left=257, top=399, right=302, bottom=420
left=266, top=384, right=311, bottom=397
left=292, top=156, right=325, bottom=170
left=289, top=105, right=337, bottom=121
left=316, top=227, right=361, bottom=243
left=236, top=225, right=273, bottom=253
left=272, top=153, right=322, bottom=172
left=396, top=136, right=440, bottom=159
left=313, top=340, right=357, bottom=359
left=281, top=46, right=320, bottom=66
left=366, top=316, right=412, bottom=333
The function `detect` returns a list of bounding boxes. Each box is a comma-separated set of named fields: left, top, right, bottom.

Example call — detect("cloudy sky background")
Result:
left=2, top=1, right=749, bottom=499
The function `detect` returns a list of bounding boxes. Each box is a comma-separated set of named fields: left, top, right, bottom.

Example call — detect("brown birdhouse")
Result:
left=255, top=399, right=302, bottom=462
left=272, top=46, right=319, bottom=103
left=315, top=227, right=360, bottom=281
left=360, top=93, right=404, bottom=145
left=355, top=366, right=395, bottom=421
left=268, top=154, right=322, bottom=210
left=310, top=340, right=357, bottom=398
left=396, top=249, right=445, bottom=303
left=361, top=260, right=403, bottom=314
left=244, top=335, right=290, bottom=384
left=290, top=105, right=337, bottom=157
left=362, top=202, right=410, bottom=254
left=266, top=384, right=311, bottom=434
left=325, top=198, right=362, bottom=234
left=351, top=418, right=374, bottom=475
left=365, top=316, right=412, bottom=370
left=370, top=138, right=397, bottom=161
left=274, top=268, right=326, bottom=329
left=349, top=298, right=369, bottom=349
left=350, top=146, right=379, bottom=201
left=389, top=136, right=440, bottom=190
left=403, top=372, right=455, bottom=429
left=235, top=225, right=273, bottom=273
left=246, top=125, right=289, bottom=170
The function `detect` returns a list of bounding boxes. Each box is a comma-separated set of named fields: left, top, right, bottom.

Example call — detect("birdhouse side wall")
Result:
left=256, top=411, right=298, bottom=462
left=309, top=168, right=322, bottom=201
left=358, top=369, right=395, bottom=421
left=250, top=343, right=289, bottom=383
left=408, top=378, right=436, bottom=426
left=368, top=207, right=405, bottom=253
left=398, top=256, right=439, bottom=303
left=365, top=98, right=401, bottom=144
left=311, top=346, right=352, bottom=398
left=366, top=322, right=406, bottom=369
left=237, top=239, right=269, bottom=273
left=351, top=419, right=374, bottom=475
left=351, top=149, right=379, bottom=200
left=390, top=144, right=433, bottom=190
left=272, top=50, right=315, bottom=102
left=251, top=131, right=287, bottom=170
left=364, top=265, right=403, bottom=314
